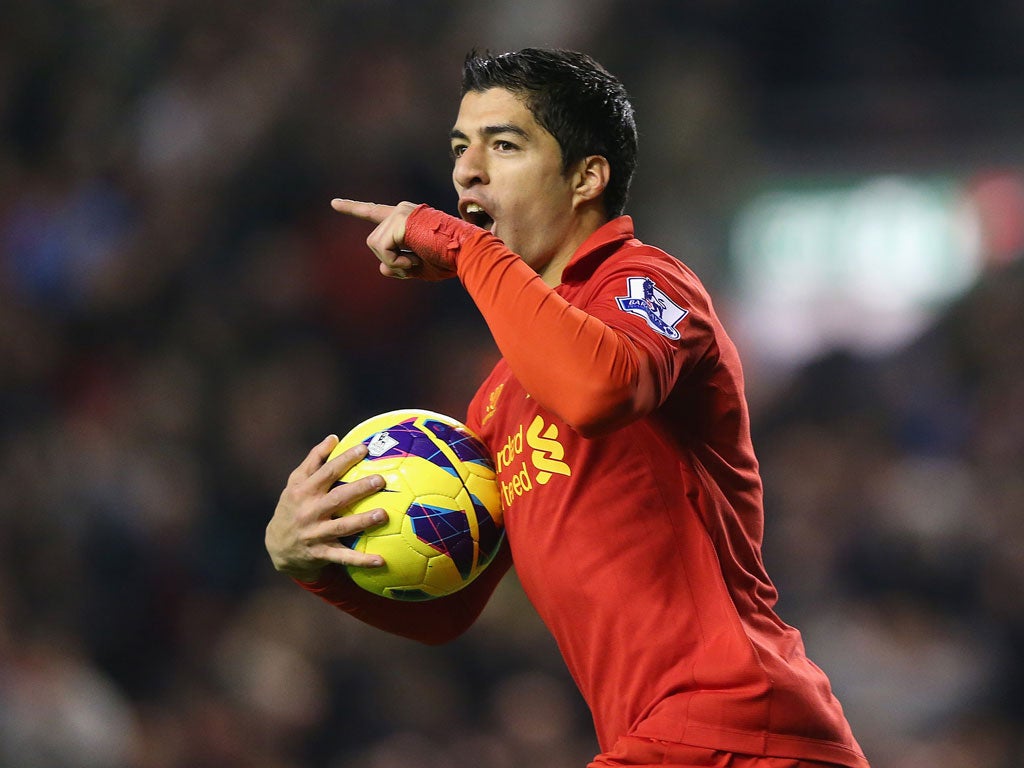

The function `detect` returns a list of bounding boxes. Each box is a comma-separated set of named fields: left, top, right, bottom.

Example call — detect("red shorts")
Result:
left=588, top=736, right=866, bottom=768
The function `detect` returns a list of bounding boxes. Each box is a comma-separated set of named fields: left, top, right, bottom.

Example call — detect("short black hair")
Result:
left=461, top=48, right=638, bottom=218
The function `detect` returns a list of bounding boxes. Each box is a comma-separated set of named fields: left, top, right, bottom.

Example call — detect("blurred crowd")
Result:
left=1, top=2, right=1023, bottom=767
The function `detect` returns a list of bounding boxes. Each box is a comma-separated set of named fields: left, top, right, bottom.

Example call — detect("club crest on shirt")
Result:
left=615, top=276, right=688, bottom=340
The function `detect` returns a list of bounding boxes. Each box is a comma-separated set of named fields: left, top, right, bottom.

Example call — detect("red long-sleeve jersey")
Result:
left=301, top=209, right=868, bottom=766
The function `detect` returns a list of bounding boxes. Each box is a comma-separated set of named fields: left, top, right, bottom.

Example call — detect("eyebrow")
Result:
left=449, top=124, right=531, bottom=142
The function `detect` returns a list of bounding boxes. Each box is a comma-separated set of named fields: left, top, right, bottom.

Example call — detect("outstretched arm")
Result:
left=332, top=200, right=688, bottom=436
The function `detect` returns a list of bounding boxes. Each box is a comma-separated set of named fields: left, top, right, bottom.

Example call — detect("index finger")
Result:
left=290, top=434, right=340, bottom=483
left=330, top=198, right=394, bottom=224
left=311, top=442, right=370, bottom=490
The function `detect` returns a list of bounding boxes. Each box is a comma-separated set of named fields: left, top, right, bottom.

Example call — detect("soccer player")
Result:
left=265, top=48, right=871, bottom=768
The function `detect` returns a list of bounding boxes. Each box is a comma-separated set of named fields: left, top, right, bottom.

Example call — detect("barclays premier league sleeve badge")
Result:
left=615, top=276, right=688, bottom=340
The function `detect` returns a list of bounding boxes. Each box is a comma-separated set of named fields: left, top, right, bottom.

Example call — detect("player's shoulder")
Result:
left=592, top=237, right=710, bottom=302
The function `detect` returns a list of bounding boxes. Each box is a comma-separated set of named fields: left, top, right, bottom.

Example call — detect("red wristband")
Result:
left=404, top=205, right=484, bottom=278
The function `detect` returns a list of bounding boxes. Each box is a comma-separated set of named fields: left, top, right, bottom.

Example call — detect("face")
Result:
left=450, top=88, right=584, bottom=280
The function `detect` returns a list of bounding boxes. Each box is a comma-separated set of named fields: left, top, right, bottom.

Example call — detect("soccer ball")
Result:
left=328, top=409, right=504, bottom=601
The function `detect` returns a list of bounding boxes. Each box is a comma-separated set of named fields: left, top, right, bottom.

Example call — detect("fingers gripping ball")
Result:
left=329, top=409, right=505, bottom=600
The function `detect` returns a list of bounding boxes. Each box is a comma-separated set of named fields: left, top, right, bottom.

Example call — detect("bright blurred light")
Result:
left=728, top=170, right=1024, bottom=364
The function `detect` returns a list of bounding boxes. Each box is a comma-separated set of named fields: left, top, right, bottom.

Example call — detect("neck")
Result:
left=538, top=207, right=609, bottom=287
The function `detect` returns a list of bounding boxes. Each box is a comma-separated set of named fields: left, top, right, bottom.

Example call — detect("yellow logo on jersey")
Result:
left=526, top=416, right=569, bottom=484
left=495, top=415, right=571, bottom=508
left=481, top=383, right=504, bottom=425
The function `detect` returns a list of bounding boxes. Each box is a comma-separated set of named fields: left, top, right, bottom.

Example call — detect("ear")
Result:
left=572, top=155, right=610, bottom=209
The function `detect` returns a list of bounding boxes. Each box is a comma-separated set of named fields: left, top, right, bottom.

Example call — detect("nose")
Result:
left=453, top=143, right=487, bottom=189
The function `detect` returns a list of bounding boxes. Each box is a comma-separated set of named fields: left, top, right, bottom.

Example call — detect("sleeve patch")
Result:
left=615, top=276, right=689, bottom=340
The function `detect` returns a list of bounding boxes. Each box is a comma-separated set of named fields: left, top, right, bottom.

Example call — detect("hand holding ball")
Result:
left=330, top=409, right=504, bottom=600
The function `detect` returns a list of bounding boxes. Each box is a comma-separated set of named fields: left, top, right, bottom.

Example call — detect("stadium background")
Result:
left=1, top=2, right=1022, bottom=766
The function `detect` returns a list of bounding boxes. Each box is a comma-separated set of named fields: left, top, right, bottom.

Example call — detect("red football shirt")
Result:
left=301, top=210, right=868, bottom=767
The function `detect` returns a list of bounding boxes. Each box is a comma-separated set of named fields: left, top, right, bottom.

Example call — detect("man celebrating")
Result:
left=266, top=48, right=870, bottom=768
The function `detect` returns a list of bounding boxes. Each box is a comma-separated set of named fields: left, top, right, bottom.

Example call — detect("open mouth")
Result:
left=461, top=202, right=495, bottom=232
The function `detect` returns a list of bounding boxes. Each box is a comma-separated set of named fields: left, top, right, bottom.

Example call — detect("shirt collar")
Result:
left=560, top=216, right=636, bottom=283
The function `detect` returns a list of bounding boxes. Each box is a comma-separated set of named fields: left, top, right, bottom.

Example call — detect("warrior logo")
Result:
left=615, top=276, right=688, bottom=340
left=481, top=383, right=504, bottom=426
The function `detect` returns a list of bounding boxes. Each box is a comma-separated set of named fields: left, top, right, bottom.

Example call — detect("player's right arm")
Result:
left=268, top=435, right=512, bottom=645
left=299, top=540, right=512, bottom=645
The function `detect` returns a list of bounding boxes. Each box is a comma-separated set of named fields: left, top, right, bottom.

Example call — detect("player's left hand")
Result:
left=330, top=198, right=454, bottom=281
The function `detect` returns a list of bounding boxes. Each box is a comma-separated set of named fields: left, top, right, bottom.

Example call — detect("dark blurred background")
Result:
left=1, top=2, right=1022, bottom=767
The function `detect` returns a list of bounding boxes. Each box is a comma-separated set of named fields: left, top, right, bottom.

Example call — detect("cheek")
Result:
left=503, top=198, right=554, bottom=239
left=505, top=201, right=566, bottom=260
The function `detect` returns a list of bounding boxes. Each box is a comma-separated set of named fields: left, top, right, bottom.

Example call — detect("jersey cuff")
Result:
left=405, top=205, right=483, bottom=273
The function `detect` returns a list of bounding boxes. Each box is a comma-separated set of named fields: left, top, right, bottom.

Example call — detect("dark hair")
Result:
left=461, top=48, right=638, bottom=218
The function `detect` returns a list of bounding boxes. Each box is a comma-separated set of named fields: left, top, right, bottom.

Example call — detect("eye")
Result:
left=450, top=143, right=468, bottom=160
left=494, top=140, right=518, bottom=152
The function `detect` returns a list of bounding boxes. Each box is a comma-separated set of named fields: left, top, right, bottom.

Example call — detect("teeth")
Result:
left=465, top=203, right=483, bottom=213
